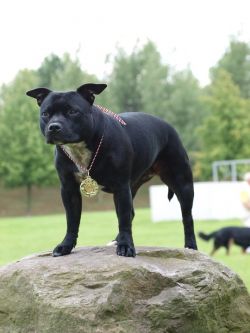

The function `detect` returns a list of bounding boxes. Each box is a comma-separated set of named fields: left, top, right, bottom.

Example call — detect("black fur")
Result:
left=26, top=83, right=197, bottom=257
left=199, top=227, right=250, bottom=255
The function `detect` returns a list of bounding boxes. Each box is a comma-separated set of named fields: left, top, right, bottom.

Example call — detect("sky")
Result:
left=1, top=0, right=250, bottom=86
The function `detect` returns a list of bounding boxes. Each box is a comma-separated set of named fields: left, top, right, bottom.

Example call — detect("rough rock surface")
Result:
left=0, top=246, right=249, bottom=333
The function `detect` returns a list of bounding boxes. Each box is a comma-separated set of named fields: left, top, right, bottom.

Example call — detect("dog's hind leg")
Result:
left=174, top=182, right=197, bottom=250
left=226, top=238, right=234, bottom=255
left=210, top=239, right=221, bottom=256
left=163, top=179, right=197, bottom=249
left=210, top=246, right=219, bottom=256
left=242, top=247, right=247, bottom=254
left=157, top=159, right=197, bottom=250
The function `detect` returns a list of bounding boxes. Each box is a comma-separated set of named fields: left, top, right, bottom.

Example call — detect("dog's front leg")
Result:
left=114, top=184, right=136, bottom=257
left=53, top=176, right=82, bottom=257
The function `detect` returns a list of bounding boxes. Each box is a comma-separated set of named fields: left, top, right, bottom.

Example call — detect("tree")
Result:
left=108, top=41, right=170, bottom=116
left=136, top=41, right=170, bottom=117
left=37, top=54, right=64, bottom=87
left=37, top=53, right=108, bottom=106
left=210, top=39, right=250, bottom=98
left=166, top=69, right=204, bottom=155
left=38, top=53, right=99, bottom=91
left=50, top=53, right=98, bottom=90
left=195, top=69, right=250, bottom=179
left=108, top=46, right=143, bottom=113
left=0, top=70, right=58, bottom=213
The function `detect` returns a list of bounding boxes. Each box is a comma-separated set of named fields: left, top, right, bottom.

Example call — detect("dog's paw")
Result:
left=185, top=240, right=198, bottom=250
left=52, top=244, right=74, bottom=257
left=106, top=240, right=118, bottom=246
left=116, top=244, right=136, bottom=257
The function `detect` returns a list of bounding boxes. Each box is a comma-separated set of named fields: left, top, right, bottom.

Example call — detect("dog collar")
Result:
left=95, top=105, right=127, bottom=126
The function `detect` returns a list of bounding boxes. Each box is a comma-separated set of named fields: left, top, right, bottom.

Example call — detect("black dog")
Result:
left=26, top=83, right=197, bottom=257
left=199, top=227, right=250, bottom=255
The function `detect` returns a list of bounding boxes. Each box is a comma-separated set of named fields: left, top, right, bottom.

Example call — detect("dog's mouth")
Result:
left=45, top=130, right=71, bottom=145
left=45, top=134, right=81, bottom=146
left=46, top=138, right=64, bottom=145
left=46, top=135, right=64, bottom=145
left=45, top=126, right=82, bottom=145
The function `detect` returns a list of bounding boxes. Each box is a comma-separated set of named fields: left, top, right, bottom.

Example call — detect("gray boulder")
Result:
left=0, top=246, right=249, bottom=333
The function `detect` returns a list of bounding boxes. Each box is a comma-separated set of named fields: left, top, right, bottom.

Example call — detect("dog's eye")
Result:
left=67, top=109, right=78, bottom=115
left=41, top=111, right=49, bottom=117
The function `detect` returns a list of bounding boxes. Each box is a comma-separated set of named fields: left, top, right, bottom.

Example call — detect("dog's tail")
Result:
left=168, top=188, right=174, bottom=201
left=198, top=231, right=217, bottom=241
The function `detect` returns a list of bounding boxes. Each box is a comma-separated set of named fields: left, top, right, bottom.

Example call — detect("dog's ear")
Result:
left=77, top=83, right=107, bottom=105
left=26, top=88, right=52, bottom=106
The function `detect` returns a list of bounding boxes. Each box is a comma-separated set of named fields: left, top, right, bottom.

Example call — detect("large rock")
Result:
left=0, top=247, right=249, bottom=333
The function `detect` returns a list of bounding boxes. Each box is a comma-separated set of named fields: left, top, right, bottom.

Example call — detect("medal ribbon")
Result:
left=60, top=134, right=104, bottom=176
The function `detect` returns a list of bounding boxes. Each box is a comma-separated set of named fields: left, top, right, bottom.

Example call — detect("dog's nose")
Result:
left=48, top=123, right=62, bottom=133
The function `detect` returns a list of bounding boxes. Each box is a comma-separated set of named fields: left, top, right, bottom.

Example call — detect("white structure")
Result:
left=149, top=182, right=247, bottom=222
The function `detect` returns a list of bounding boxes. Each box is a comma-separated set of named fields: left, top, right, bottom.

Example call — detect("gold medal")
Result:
left=61, top=135, right=104, bottom=199
left=80, top=175, right=99, bottom=197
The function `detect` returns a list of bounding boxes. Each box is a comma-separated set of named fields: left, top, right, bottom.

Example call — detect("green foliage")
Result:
left=37, top=53, right=108, bottom=106
left=195, top=70, right=250, bottom=179
left=108, top=41, right=170, bottom=116
left=38, top=53, right=98, bottom=91
left=211, top=39, right=250, bottom=98
left=136, top=41, right=170, bottom=117
left=37, top=54, right=64, bottom=87
left=167, top=70, right=204, bottom=154
left=108, top=46, right=143, bottom=112
left=0, top=70, right=57, bottom=188
left=194, top=40, right=250, bottom=179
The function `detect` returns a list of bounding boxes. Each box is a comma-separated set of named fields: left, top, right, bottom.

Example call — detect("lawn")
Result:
left=0, top=208, right=249, bottom=291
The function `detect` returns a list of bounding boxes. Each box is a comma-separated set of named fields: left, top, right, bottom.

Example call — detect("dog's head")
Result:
left=26, top=83, right=107, bottom=144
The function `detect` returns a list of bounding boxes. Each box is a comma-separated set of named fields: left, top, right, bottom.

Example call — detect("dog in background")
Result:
left=199, top=227, right=250, bottom=255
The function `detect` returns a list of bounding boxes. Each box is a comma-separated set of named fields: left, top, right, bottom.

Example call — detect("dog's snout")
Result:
left=48, top=122, right=62, bottom=133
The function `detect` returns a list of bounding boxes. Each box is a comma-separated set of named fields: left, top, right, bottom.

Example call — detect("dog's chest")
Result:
left=61, top=142, right=92, bottom=176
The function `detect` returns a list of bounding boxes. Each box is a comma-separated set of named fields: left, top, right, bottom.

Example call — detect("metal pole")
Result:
left=231, top=162, right=237, bottom=181
left=212, top=159, right=250, bottom=181
left=212, top=162, right=219, bottom=181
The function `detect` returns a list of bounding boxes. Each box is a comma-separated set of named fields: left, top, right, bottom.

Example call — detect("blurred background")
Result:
left=0, top=0, right=250, bottom=288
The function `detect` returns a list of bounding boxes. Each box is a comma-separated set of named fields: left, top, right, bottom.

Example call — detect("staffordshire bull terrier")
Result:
left=26, top=83, right=197, bottom=257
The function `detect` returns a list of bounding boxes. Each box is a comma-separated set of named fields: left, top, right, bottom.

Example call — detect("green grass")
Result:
left=0, top=208, right=249, bottom=291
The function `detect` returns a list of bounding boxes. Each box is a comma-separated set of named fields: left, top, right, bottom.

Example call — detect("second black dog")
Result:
left=199, top=227, right=250, bottom=255
left=26, top=83, right=197, bottom=257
